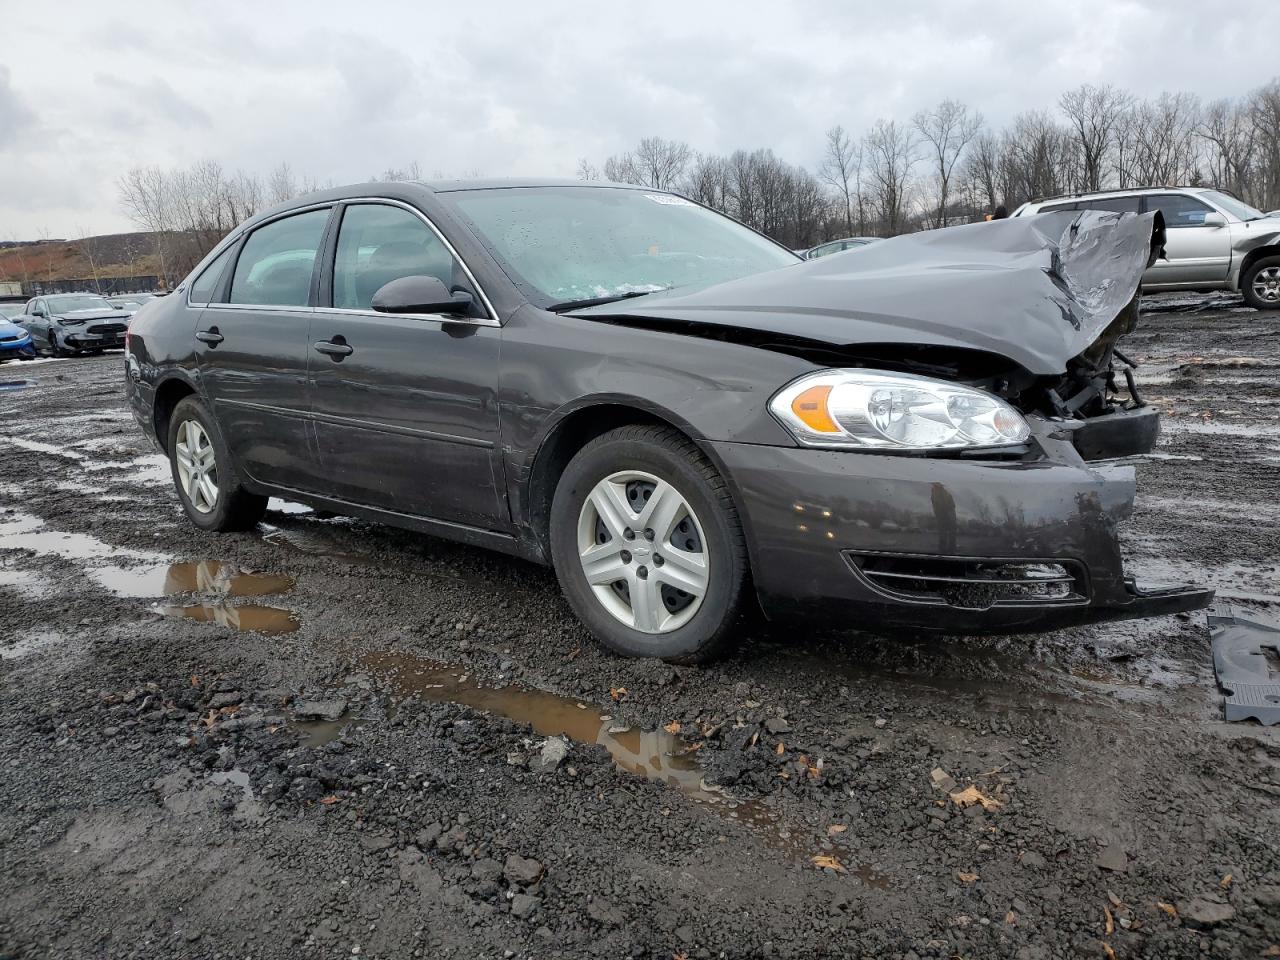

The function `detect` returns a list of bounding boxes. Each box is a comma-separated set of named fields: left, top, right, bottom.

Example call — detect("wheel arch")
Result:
left=152, top=375, right=199, bottom=454
left=520, top=398, right=745, bottom=566
left=1237, top=244, right=1280, bottom=290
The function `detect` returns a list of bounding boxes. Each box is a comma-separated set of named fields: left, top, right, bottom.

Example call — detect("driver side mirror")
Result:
left=31, top=305, right=45, bottom=317
left=371, top=275, right=473, bottom=316
left=1201, top=211, right=1227, bottom=228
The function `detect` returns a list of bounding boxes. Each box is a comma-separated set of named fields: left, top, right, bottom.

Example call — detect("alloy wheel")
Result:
left=174, top=418, right=219, bottom=514
left=576, top=470, right=710, bottom=634
left=1253, top=266, right=1280, bottom=304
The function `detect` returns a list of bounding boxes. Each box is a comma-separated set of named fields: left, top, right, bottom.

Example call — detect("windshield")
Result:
left=1201, top=190, right=1265, bottom=222
left=46, top=294, right=115, bottom=312
left=444, top=186, right=798, bottom=308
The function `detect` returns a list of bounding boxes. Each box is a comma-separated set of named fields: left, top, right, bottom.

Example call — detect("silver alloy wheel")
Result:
left=576, top=469, right=710, bottom=634
left=174, top=418, right=219, bottom=514
left=1253, top=266, right=1280, bottom=304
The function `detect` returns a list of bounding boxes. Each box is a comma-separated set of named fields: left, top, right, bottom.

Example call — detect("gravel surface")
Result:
left=1, top=292, right=1278, bottom=959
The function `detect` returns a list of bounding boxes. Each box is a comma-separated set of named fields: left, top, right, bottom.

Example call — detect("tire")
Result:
left=549, top=424, right=749, bottom=663
left=1241, top=255, right=1280, bottom=310
left=166, top=395, right=268, bottom=532
left=50, top=332, right=72, bottom=358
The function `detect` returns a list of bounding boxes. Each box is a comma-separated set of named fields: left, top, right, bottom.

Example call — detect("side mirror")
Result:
left=31, top=306, right=45, bottom=317
left=1201, top=211, right=1227, bottom=228
left=371, top=275, right=473, bottom=316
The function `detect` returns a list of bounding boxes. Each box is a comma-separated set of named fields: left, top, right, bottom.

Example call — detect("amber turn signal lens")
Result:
left=790, top=385, right=840, bottom=433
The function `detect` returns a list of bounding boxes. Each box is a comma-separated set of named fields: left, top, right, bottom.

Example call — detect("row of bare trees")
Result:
left=583, top=77, right=1280, bottom=244
left=115, top=161, right=327, bottom=284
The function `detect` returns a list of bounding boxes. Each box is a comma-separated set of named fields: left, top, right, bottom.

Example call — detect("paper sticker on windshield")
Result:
left=645, top=194, right=694, bottom=206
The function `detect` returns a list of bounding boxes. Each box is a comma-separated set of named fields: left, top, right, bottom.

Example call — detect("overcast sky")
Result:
left=1, top=0, right=1275, bottom=238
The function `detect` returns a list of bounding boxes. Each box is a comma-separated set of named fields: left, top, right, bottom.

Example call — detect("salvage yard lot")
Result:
left=1, top=293, right=1278, bottom=959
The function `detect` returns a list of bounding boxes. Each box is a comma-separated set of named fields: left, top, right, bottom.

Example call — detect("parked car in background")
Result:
left=13, top=293, right=130, bottom=356
left=108, top=292, right=163, bottom=316
left=804, top=237, right=880, bottom=259
left=0, top=315, right=36, bottom=362
left=1013, top=187, right=1280, bottom=309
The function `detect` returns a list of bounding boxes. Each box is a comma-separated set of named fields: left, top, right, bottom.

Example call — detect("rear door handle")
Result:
left=195, top=328, right=224, bottom=345
left=314, top=339, right=353, bottom=358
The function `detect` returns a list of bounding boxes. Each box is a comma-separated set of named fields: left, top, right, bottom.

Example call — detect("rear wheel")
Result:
left=167, top=396, right=267, bottom=531
left=1242, top=256, right=1280, bottom=310
left=549, top=425, right=749, bottom=663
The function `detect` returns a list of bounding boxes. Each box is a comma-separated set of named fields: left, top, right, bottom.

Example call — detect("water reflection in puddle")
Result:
left=0, top=511, right=164, bottom=563
left=92, top=560, right=294, bottom=599
left=155, top=603, right=298, bottom=634
left=367, top=651, right=722, bottom=800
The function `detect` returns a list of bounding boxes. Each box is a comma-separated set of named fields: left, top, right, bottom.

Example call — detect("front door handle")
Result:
left=314, top=338, right=353, bottom=359
left=195, top=328, right=224, bottom=345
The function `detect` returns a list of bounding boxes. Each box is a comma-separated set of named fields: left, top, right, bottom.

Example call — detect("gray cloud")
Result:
left=0, top=0, right=1276, bottom=236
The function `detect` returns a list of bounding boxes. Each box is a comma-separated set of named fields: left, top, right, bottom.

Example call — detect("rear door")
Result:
left=194, top=206, right=331, bottom=492
left=308, top=200, right=507, bottom=530
left=1141, top=193, right=1232, bottom=284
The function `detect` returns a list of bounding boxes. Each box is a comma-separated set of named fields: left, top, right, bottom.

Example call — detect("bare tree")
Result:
left=1249, top=79, right=1280, bottom=210
left=576, top=158, right=602, bottom=181
left=863, top=119, right=918, bottom=235
left=913, top=100, right=982, bottom=227
left=819, top=125, right=860, bottom=234
left=1199, top=98, right=1256, bottom=199
left=1059, top=83, right=1132, bottom=192
left=1121, top=92, right=1201, bottom=186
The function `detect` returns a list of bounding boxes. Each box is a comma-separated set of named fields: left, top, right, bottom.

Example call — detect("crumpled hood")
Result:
left=571, top=210, right=1163, bottom=376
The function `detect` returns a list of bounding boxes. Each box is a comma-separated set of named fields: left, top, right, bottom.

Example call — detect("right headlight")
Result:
left=769, top=369, right=1031, bottom=451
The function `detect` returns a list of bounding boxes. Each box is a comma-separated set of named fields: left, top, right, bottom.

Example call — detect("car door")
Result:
left=308, top=200, right=507, bottom=530
left=22, top=299, right=48, bottom=349
left=1141, top=193, right=1232, bottom=285
left=194, top=207, right=330, bottom=493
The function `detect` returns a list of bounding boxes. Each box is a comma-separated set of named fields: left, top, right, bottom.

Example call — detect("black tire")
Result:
left=1241, top=255, right=1280, bottom=310
left=50, top=332, right=73, bottom=357
left=549, top=424, right=749, bottom=663
left=166, top=395, right=268, bottom=532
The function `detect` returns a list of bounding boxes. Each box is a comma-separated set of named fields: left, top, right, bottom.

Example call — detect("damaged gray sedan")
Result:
left=125, top=180, right=1212, bottom=662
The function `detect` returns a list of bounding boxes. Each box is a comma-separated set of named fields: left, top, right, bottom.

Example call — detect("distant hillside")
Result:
left=0, top=232, right=184, bottom=287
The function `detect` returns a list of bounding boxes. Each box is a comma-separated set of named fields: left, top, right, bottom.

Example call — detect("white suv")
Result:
left=1013, top=187, right=1280, bottom=309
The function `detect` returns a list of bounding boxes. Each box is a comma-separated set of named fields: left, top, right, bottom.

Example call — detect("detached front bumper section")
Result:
left=706, top=420, right=1213, bottom=635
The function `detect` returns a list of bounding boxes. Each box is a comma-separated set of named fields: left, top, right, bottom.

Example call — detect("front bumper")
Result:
left=64, top=330, right=126, bottom=349
left=0, top=336, right=35, bottom=358
left=708, top=427, right=1212, bottom=634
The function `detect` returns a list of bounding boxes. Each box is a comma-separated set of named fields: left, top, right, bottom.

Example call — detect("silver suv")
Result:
left=1013, top=187, right=1280, bottom=309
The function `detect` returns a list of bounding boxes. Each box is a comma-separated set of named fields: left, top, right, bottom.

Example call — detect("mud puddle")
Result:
left=0, top=629, right=68, bottom=661
left=0, top=511, right=165, bottom=563
left=155, top=604, right=298, bottom=633
left=89, top=559, right=300, bottom=635
left=92, top=560, right=294, bottom=599
left=338, top=651, right=887, bottom=880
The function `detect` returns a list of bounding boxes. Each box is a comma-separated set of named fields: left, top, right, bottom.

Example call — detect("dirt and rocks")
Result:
left=1, top=292, right=1279, bottom=959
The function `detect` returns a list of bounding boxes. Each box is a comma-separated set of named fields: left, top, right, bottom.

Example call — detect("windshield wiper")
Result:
left=547, top=289, right=665, bottom=313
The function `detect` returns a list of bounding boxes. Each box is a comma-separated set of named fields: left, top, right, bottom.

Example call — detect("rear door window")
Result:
left=189, top=246, right=235, bottom=304
left=229, top=209, right=330, bottom=307
left=1144, top=193, right=1213, bottom=227
left=1079, top=196, right=1141, bottom=214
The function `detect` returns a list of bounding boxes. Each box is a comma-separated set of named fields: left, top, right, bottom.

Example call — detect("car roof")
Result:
left=1028, top=186, right=1215, bottom=206
left=233, top=178, right=664, bottom=239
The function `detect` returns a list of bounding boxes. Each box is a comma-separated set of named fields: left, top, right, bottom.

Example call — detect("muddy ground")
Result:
left=1, top=292, right=1278, bottom=960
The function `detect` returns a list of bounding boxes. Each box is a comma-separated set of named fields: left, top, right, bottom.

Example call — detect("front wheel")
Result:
left=549, top=425, right=749, bottom=663
left=167, top=396, right=267, bottom=532
left=1242, top=256, right=1280, bottom=310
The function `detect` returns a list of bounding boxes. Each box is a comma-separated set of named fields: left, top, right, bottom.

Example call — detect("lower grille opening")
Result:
left=846, top=552, right=1088, bottom=609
